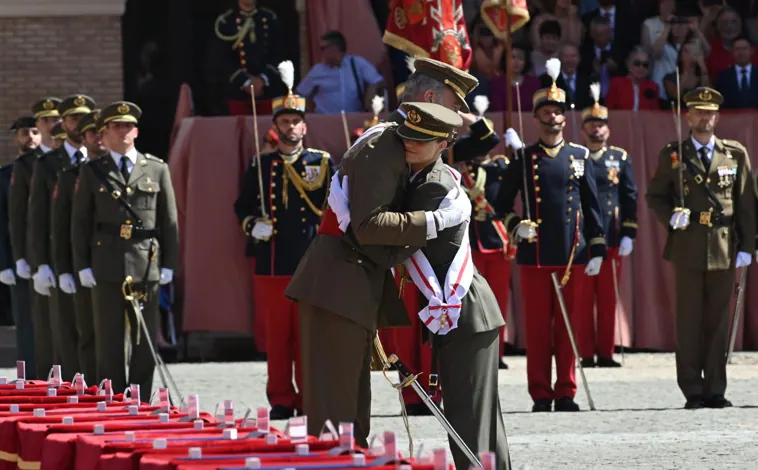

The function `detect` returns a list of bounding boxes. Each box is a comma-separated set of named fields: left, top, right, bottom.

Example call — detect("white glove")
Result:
left=504, top=128, right=523, bottom=150
left=58, top=274, right=77, bottom=294
left=32, top=277, right=50, bottom=296
left=618, top=236, right=633, bottom=257
left=160, top=268, right=173, bottom=285
left=736, top=251, right=752, bottom=269
left=584, top=256, right=603, bottom=276
left=33, top=265, right=56, bottom=289
left=669, top=209, right=690, bottom=230
left=515, top=220, right=537, bottom=242
left=251, top=221, right=274, bottom=240
left=328, top=173, right=351, bottom=232
left=15, top=259, right=31, bottom=279
left=429, top=187, right=471, bottom=232
left=78, top=268, right=97, bottom=288
left=0, top=269, right=16, bottom=286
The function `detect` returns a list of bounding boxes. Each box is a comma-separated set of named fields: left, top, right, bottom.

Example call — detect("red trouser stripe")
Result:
left=576, top=248, right=622, bottom=359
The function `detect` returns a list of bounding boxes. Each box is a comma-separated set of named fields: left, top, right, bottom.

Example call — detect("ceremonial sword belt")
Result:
left=97, top=222, right=158, bottom=241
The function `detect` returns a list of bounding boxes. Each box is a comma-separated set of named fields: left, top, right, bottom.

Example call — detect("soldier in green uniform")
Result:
left=71, top=101, right=179, bottom=395
left=51, top=110, right=107, bottom=385
left=29, top=94, right=95, bottom=380
left=10, top=98, right=61, bottom=379
left=646, top=87, right=756, bottom=409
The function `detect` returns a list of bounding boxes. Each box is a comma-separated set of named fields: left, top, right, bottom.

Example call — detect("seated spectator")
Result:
left=471, top=18, right=505, bottom=81
left=529, top=0, right=585, bottom=48
left=605, top=47, right=660, bottom=110
left=531, top=19, right=562, bottom=76
left=663, top=40, right=710, bottom=107
left=716, top=36, right=758, bottom=109
left=538, top=43, right=597, bottom=109
left=490, top=44, right=541, bottom=112
left=643, top=4, right=711, bottom=99
left=580, top=16, right=625, bottom=97
left=705, top=7, right=758, bottom=83
left=296, top=31, right=385, bottom=114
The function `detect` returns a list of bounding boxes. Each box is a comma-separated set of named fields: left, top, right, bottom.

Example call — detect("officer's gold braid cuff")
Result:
left=589, top=237, right=605, bottom=246
left=622, top=221, right=638, bottom=228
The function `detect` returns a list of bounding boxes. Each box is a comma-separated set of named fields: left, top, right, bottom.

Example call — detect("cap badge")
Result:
left=117, top=103, right=130, bottom=114
left=407, top=109, right=422, bottom=124
left=93, top=112, right=101, bottom=121
left=547, top=85, right=562, bottom=101
left=74, top=96, right=85, bottom=107
left=284, top=95, right=298, bottom=109
left=699, top=89, right=712, bottom=102
left=43, top=100, right=54, bottom=110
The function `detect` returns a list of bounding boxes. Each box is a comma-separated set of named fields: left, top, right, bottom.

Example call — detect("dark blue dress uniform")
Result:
left=575, top=97, right=638, bottom=365
left=232, top=86, right=334, bottom=418
left=496, top=74, right=606, bottom=411
left=213, top=6, right=286, bottom=109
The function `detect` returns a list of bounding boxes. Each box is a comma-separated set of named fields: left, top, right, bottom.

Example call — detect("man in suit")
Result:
left=10, top=99, right=60, bottom=380
left=51, top=110, right=107, bottom=385
left=575, top=88, right=638, bottom=368
left=646, top=87, right=755, bottom=409
left=234, top=74, right=335, bottom=420
left=581, top=0, right=637, bottom=74
left=72, top=101, right=179, bottom=395
left=716, top=36, right=758, bottom=109
left=285, top=58, right=476, bottom=445
left=2, top=117, right=41, bottom=375
left=540, top=44, right=596, bottom=110
left=499, top=67, right=606, bottom=412
left=385, top=102, right=511, bottom=470
left=29, top=94, right=96, bottom=380
left=579, top=16, right=625, bottom=96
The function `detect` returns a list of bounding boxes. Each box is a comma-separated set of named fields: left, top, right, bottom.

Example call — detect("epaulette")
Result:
left=609, top=145, right=628, bottom=161
left=492, top=154, right=509, bottom=165
left=569, top=142, right=590, bottom=159
left=306, top=148, right=331, bottom=159
left=256, top=6, right=278, bottom=20
left=144, top=153, right=166, bottom=164
left=721, top=139, right=747, bottom=153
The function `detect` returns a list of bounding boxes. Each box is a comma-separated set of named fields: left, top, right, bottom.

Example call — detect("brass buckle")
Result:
left=428, top=374, right=438, bottom=387
left=694, top=175, right=703, bottom=184
left=699, top=211, right=712, bottom=226
left=120, top=224, right=133, bottom=239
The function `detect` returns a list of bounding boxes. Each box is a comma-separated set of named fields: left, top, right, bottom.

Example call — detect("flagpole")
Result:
left=505, top=14, right=513, bottom=152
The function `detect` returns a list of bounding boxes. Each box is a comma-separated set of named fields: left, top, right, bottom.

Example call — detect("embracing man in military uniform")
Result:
left=234, top=60, right=335, bottom=420
left=646, top=87, right=755, bottom=409
left=72, top=101, right=179, bottom=395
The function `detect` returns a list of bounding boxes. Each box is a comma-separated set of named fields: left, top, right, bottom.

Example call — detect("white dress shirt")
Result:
left=691, top=135, right=715, bottom=166
left=63, top=140, right=87, bottom=164
left=736, top=64, right=752, bottom=90
left=111, top=148, right=137, bottom=175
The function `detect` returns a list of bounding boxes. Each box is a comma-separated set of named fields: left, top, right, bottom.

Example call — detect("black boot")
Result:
left=554, top=397, right=580, bottom=412
left=269, top=405, right=295, bottom=420
left=531, top=399, right=552, bottom=412
left=596, top=357, right=622, bottom=368
left=499, top=358, right=509, bottom=370
left=684, top=396, right=704, bottom=410
left=580, top=357, right=596, bottom=368
left=704, top=395, right=733, bottom=409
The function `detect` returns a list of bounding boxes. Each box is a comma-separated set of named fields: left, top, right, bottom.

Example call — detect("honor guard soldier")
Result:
left=646, top=87, right=755, bottom=409
left=71, top=101, right=179, bottom=396
left=498, top=58, right=606, bottom=412
left=29, top=94, right=96, bottom=380
left=576, top=84, right=638, bottom=368
left=9, top=97, right=61, bottom=380
left=234, top=60, right=335, bottom=420
left=3, top=116, right=41, bottom=376
left=51, top=110, right=107, bottom=384
left=213, top=0, right=284, bottom=115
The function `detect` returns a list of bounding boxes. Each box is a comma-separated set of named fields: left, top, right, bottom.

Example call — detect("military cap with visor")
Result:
left=396, top=102, right=463, bottom=142
left=684, top=87, right=723, bottom=111
left=272, top=60, right=306, bottom=120
left=77, top=109, right=102, bottom=134
left=58, top=94, right=96, bottom=117
left=32, top=97, right=62, bottom=119
left=582, top=82, right=608, bottom=123
left=99, top=101, right=142, bottom=128
left=9, top=116, right=37, bottom=132
left=532, top=58, right=566, bottom=113
left=51, top=122, right=67, bottom=140
left=413, top=57, right=479, bottom=113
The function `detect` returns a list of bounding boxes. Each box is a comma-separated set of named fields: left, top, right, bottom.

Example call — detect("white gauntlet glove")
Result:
left=33, top=265, right=56, bottom=289
left=618, top=236, right=633, bottom=256
left=669, top=208, right=690, bottom=230
left=15, top=259, right=31, bottom=280
left=0, top=269, right=16, bottom=286
left=584, top=257, right=603, bottom=276
left=736, top=251, right=752, bottom=269
left=328, top=173, right=351, bottom=232
left=58, top=274, right=77, bottom=294
left=515, top=220, right=537, bottom=242
left=78, top=268, right=97, bottom=288
left=160, top=268, right=174, bottom=285
left=504, top=128, right=524, bottom=150
left=251, top=221, right=274, bottom=241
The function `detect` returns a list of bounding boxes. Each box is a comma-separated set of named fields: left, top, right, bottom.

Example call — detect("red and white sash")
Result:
left=403, top=221, right=474, bottom=335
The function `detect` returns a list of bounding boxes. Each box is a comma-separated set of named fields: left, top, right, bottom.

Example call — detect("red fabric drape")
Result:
left=169, top=110, right=758, bottom=352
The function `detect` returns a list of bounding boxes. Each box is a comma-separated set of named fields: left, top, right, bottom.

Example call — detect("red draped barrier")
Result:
left=168, top=111, right=758, bottom=352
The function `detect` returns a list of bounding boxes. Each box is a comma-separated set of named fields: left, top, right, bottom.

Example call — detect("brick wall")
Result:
left=0, top=15, right=123, bottom=161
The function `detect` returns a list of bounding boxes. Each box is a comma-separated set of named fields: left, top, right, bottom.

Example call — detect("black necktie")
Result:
left=73, top=150, right=83, bottom=164
left=120, top=156, right=130, bottom=181
left=699, top=147, right=711, bottom=168
left=740, top=68, right=748, bottom=91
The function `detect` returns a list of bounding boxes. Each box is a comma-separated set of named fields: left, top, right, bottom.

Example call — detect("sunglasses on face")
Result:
left=633, top=60, right=649, bottom=68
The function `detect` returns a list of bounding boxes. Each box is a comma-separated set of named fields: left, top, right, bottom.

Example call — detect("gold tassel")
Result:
left=561, top=211, right=581, bottom=287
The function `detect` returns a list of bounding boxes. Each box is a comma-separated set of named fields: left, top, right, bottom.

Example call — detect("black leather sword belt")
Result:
left=97, top=222, right=157, bottom=240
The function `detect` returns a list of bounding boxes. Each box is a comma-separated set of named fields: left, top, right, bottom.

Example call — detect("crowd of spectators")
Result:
left=468, top=0, right=758, bottom=112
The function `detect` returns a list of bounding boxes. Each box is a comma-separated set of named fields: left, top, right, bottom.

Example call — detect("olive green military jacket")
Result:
left=646, top=137, right=756, bottom=271
left=9, top=148, right=42, bottom=263
left=71, top=152, right=179, bottom=284
left=51, top=165, right=81, bottom=275
left=286, top=119, right=430, bottom=331
left=28, top=147, right=75, bottom=270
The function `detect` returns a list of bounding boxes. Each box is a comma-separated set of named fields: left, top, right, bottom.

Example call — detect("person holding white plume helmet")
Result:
left=497, top=58, right=606, bottom=412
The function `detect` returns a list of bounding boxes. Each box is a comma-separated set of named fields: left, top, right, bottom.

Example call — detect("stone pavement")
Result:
left=4, top=353, right=758, bottom=469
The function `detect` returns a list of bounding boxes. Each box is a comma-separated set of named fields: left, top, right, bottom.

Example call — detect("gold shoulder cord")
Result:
left=282, top=156, right=330, bottom=217
left=214, top=12, right=254, bottom=49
